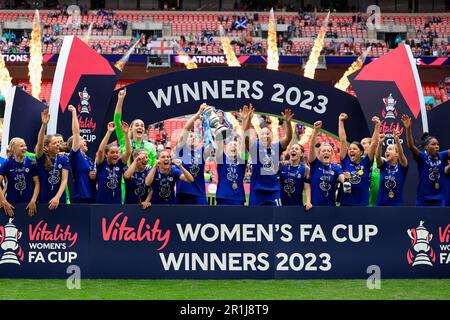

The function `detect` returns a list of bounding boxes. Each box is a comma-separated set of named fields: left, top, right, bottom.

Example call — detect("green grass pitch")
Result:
left=0, top=279, right=449, bottom=300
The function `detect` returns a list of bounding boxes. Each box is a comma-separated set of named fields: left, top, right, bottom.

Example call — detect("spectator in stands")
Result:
left=104, top=16, right=112, bottom=30
left=432, top=45, right=439, bottom=57
left=96, top=9, right=108, bottom=16
left=20, top=45, right=28, bottom=54
left=140, top=33, right=146, bottom=46
left=9, top=32, right=16, bottom=43
left=179, top=35, right=187, bottom=47
left=95, top=21, right=104, bottom=32
left=205, top=33, right=214, bottom=45
left=329, top=40, right=337, bottom=55
left=421, top=39, right=431, bottom=56
left=3, top=31, right=10, bottom=42
left=0, top=40, right=6, bottom=53
left=277, top=34, right=283, bottom=48
left=277, top=16, right=286, bottom=24
left=92, top=43, right=102, bottom=54
left=21, top=32, right=29, bottom=42
left=395, top=34, right=402, bottom=47
left=53, top=24, right=61, bottom=36
left=161, top=129, right=168, bottom=146
left=49, top=10, right=59, bottom=18
left=155, top=129, right=162, bottom=145
left=194, top=33, right=201, bottom=46
left=111, top=42, right=118, bottom=53
left=119, top=19, right=128, bottom=36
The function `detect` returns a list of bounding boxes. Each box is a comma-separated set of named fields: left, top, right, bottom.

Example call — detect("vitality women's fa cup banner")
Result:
left=0, top=205, right=449, bottom=279
left=48, top=36, right=121, bottom=159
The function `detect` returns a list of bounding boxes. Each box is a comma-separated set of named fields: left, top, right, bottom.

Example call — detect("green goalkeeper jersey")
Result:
left=368, top=160, right=380, bottom=207
left=114, top=112, right=157, bottom=166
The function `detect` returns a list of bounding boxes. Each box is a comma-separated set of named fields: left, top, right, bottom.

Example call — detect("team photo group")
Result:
left=1, top=86, right=449, bottom=216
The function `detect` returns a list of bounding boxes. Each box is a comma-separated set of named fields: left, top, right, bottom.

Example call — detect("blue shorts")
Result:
left=177, top=193, right=208, bottom=205
left=416, top=199, right=445, bottom=207
left=216, top=198, right=245, bottom=206
left=249, top=189, right=281, bottom=206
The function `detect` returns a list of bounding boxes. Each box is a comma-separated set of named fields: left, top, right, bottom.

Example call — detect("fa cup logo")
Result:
left=78, top=87, right=92, bottom=114
left=382, top=93, right=397, bottom=119
left=407, top=221, right=436, bottom=266
left=0, top=218, right=24, bottom=265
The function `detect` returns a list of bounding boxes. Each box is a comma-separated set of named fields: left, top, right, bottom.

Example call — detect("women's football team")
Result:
left=1, top=90, right=449, bottom=216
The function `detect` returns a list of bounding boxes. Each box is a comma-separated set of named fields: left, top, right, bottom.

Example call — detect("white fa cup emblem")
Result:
left=0, top=218, right=23, bottom=265
left=407, top=221, right=435, bottom=266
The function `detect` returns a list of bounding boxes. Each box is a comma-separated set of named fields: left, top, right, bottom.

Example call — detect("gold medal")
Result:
left=389, top=191, right=395, bottom=198
left=358, top=169, right=364, bottom=176
left=232, top=182, right=238, bottom=190
left=435, top=181, right=439, bottom=190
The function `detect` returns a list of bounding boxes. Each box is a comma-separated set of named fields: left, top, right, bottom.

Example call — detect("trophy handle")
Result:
left=407, top=229, right=414, bottom=240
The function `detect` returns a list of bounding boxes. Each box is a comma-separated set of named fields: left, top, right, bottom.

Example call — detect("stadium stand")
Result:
left=1, top=10, right=449, bottom=56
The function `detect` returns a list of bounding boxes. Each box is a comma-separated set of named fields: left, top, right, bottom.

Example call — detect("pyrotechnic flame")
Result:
left=266, top=8, right=279, bottom=71
left=179, top=52, right=198, bottom=69
left=270, top=116, right=279, bottom=142
left=303, top=11, right=330, bottom=79
left=114, top=39, right=140, bottom=71
left=28, top=9, right=43, bottom=99
left=173, top=41, right=198, bottom=69
left=81, top=22, right=94, bottom=44
left=0, top=56, right=12, bottom=102
left=334, top=46, right=371, bottom=92
left=219, top=25, right=240, bottom=67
